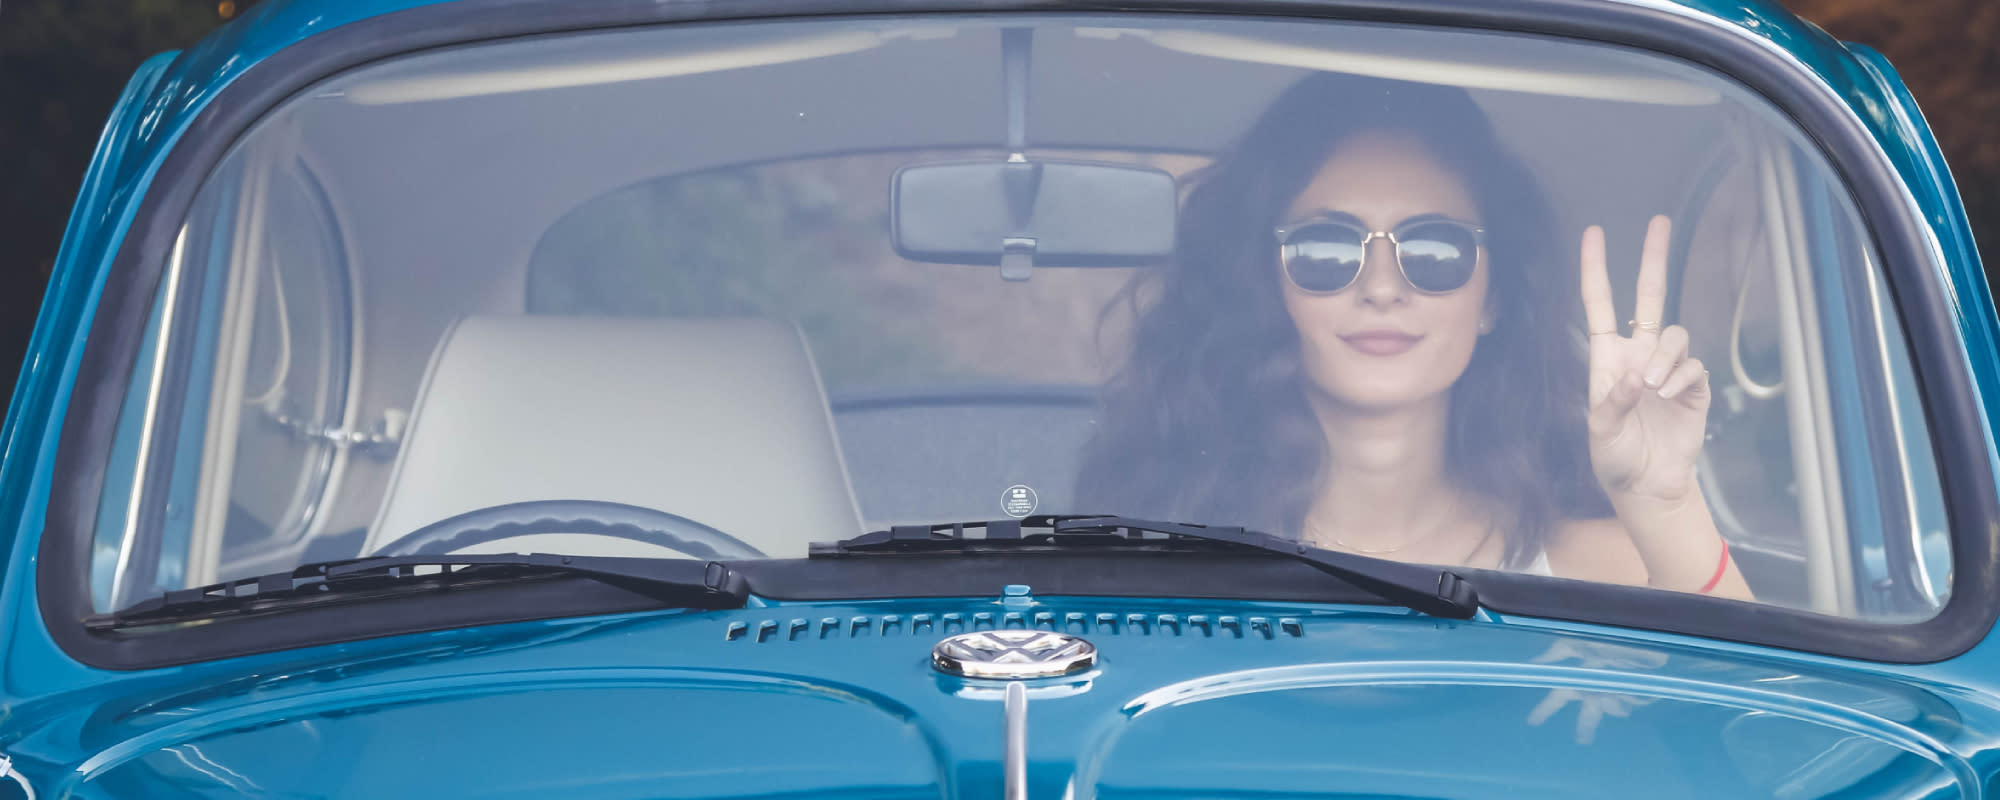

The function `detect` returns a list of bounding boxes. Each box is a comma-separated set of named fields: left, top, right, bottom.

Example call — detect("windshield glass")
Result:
left=93, top=14, right=1950, bottom=622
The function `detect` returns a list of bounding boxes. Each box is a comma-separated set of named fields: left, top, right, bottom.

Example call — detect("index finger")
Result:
left=1631, top=215, right=1672, bottom=330
left=1579, top=224, right=1615, bottom=335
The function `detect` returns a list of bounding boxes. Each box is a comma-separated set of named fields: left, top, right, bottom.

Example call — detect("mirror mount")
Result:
left=1000, top=237, right=1036, bottom=282
left=999, top=157, right=1042, bottom=281
left=1003, top=27, right=1032, bottom=155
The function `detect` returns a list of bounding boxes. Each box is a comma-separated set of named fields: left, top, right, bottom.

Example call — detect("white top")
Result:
left=1522, top=550, right=1555, bottom=577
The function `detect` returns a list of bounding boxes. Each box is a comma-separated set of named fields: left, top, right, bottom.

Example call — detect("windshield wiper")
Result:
left=811, top=515, right=1479, bottom=619
left=84, top=553, right=750, bottom=631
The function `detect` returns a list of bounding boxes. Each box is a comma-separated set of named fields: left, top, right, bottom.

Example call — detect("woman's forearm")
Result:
left=1610, top=488, right=1754, bottom=600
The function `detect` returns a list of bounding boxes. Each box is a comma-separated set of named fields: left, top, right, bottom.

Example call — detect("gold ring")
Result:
left=1587, top=328, right=1617, bottom=337
left=1628, top=319, right=1662, bottom=333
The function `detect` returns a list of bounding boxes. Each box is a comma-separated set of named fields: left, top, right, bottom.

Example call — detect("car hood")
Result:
left=29, top=595, right=1978, bottom=799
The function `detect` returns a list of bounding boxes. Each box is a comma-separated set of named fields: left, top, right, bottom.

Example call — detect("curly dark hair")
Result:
left=1074, top=72, right=1612, bottom=568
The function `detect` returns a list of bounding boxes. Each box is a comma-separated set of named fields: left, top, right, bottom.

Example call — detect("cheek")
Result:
left=1279, top=288, right=1345, bottom=354
left=1430, top=287, right=1489, bottom=344
left=1279, top=288, right=1317, bottom=332
left=1424, top=278, right=1491, bottom=363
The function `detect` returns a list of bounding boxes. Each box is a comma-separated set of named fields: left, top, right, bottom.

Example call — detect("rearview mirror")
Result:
left=891, top=159, right=1176, bottom=278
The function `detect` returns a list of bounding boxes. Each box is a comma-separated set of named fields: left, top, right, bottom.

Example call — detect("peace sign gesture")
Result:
left=1580, top=215, right=1710, bottom=506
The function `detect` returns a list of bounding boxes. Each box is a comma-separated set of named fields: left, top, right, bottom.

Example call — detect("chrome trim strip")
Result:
left=0, top=751, right=38, bottom=800
left=1866, top=246, right=1942, bottom=606
left=1004, top=681, right=1027, bottom=800
left=107, top=227, right=188, bottom=611
left=1760, top=142, right=1852, bottom=615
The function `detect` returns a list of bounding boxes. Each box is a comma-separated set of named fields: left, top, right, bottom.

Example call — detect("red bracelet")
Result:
left=1697, top=540, right=1731, bottom=594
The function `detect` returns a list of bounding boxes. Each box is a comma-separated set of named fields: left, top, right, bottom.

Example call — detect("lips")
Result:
left=1338, top=330, right=1424, bottom=356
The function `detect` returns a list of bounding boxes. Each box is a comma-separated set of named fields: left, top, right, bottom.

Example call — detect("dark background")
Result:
left=2, top=0, right=1995, bottom=387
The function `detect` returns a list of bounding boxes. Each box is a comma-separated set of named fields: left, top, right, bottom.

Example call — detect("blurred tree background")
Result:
left=1789, top=0, right=2000, bottom=276
left=0, top=0, right=1995, bottom=383
left=2, top=0, right=235, bottom=383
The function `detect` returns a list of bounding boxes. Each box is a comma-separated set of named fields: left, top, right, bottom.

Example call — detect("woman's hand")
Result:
left=1578, top=215, right=1710, bottom=509
left=1576, top=215, right=1749, bottom=598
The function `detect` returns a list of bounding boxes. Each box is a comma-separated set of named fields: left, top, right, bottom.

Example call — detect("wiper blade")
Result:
left=811, top=515, right=1479, bottom=619
left=84, top=553, right=750, bottom=631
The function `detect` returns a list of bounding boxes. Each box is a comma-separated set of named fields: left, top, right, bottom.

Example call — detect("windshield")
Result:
left=91, top=14, right=1950, bottom=622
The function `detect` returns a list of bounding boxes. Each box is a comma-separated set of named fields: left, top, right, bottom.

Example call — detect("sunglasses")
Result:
left=1274, top=216, right=1486, bottom=295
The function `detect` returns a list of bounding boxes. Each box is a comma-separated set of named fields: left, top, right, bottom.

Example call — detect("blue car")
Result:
left=2, top=0, right=1992, bottom=796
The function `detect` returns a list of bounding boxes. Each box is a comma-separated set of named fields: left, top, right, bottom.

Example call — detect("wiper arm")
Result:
left=811, top=515, right=1479, bottom=619
left=84, top=553, right=750, bottom=631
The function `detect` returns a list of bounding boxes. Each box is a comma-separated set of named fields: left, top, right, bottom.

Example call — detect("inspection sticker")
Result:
left=1002, top=485, right=1039, bottom=518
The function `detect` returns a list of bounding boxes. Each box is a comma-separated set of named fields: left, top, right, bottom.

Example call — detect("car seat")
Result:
left=362, top=315, right=865, bottom=557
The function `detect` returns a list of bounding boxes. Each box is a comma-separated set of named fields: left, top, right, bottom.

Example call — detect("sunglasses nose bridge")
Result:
left=1354, top=231, right=1411, bottom=299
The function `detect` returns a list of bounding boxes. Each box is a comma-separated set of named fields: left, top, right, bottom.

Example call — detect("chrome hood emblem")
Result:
left=932, top=630, right=1097, bottom=679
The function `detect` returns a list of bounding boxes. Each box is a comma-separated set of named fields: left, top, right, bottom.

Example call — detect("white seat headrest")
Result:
left=364, top=315, right=863, bottom=556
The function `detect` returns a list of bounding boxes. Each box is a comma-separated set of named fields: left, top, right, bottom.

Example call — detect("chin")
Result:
left=1303, top=356, right=1451, bottom=409
left=1315, top=380, right=1450, bottom=414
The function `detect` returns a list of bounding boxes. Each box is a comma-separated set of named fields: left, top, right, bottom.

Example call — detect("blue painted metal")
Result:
left=8, top=595, right=2000, bottom=796
left=2, top=0, right=1995, bottom=796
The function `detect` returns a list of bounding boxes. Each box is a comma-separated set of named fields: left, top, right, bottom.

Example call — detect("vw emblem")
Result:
left=932, top=630, right=1097, bottom=679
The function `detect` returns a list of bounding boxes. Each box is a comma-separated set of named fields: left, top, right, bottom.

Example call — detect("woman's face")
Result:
left=1279, top=132, right=1490, bottom=413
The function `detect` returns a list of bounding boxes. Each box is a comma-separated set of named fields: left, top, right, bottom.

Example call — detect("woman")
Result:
left=1076, top=72, right=1751, bottom=598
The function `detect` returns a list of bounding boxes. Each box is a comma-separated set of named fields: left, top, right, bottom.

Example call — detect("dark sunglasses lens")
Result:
left=1396, top=222, right=1479, bottom=293
left=1282, top=223, right=1367, bottom=292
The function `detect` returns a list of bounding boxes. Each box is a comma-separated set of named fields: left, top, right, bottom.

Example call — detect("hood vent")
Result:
left=725, top=611, right=1304, bottom=643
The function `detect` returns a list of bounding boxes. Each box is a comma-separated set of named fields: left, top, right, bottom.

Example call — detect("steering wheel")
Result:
left=374, top=499, right=766, bottom=559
